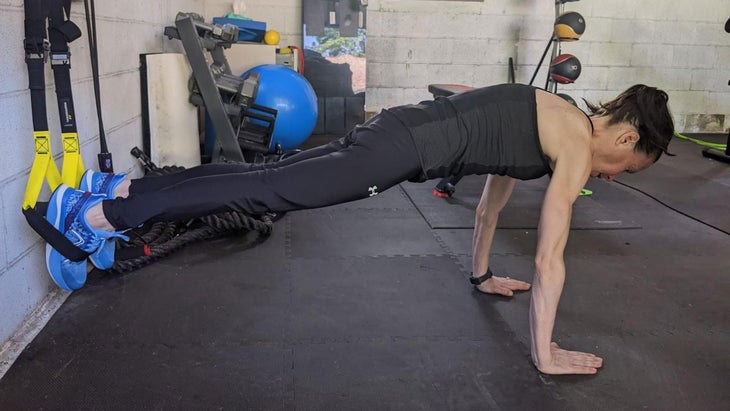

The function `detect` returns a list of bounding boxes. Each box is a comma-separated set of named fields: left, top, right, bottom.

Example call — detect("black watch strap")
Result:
left=469, top=268, right=494, bottom=285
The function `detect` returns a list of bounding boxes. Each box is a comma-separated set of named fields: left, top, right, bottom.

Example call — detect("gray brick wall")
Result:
left=365, top=0, right=730, bottom=134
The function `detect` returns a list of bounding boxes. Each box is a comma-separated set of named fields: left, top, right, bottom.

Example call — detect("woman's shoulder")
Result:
left=535, top=90, right=593, bottom=162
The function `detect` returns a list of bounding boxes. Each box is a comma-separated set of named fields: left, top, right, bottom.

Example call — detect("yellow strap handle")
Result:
left=61, top=132, right=85, bottom=188
left=22, top=131, right=62, bottom=209
left=23, top=131, right=86, bottom=209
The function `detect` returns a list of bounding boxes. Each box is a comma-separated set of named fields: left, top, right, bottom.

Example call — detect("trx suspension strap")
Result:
left=47, top=0, right=85, bottom=186
left=23, top=0, right=62, bottom=210
left=22, top=0, right=88, bottom=262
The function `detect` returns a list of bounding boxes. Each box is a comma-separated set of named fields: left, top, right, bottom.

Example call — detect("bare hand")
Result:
left=536, top=342, right=603, bottom=375
left=476, top=275, right=531, bottom=297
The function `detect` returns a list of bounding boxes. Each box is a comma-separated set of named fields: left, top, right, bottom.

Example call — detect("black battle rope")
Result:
left=109, top=150, right=273, bottom=274
left=112, top=215, right=273, bottom=274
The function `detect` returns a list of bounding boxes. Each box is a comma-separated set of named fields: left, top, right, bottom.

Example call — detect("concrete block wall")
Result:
left=366, top=0, right=730, bottom=133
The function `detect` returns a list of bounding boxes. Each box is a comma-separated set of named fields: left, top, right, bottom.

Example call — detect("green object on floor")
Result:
left=674, top=131, right=727, bottom=151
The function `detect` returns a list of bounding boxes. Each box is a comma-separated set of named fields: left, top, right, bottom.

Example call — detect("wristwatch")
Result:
left=469, top=268, right=494, bottom=285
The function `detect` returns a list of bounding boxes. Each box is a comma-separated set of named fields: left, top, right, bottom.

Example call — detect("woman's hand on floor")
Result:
left=476, top=275, right=531, bottom=297
left=535, top=342, right=604, bottom=375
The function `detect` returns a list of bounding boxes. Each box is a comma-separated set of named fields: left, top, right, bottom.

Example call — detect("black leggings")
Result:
left=102, top=112, right=423, bottom=230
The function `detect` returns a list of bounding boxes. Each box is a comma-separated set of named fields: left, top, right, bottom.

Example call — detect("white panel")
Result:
left=145, top=53, right=201, bottom=168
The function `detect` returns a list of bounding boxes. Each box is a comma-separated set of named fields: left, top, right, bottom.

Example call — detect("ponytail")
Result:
left=584, top=84, right=675, bottom=159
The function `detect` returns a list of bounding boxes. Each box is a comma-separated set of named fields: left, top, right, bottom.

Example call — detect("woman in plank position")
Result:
left=46, top=83, right=674, bottom=375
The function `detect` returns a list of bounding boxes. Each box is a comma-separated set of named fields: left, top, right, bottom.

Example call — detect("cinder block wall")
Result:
left=366, top=0, right=730, bottom=133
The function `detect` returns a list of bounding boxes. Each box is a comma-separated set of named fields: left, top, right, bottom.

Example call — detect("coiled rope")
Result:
left=110, top=153, right=274, bottom=274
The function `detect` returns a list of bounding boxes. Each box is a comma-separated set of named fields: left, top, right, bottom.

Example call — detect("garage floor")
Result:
left=0, top=135, right=728, bottom=410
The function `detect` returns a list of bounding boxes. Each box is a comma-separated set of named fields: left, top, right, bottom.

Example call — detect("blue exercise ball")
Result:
left=242, top=64, right=318, bottom=152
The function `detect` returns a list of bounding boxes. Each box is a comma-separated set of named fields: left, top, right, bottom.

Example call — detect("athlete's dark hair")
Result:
left=585, top=84, right=675, bottom=160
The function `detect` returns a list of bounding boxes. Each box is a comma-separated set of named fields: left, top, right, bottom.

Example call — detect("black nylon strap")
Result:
left=26, top=59, right=49, bottom=132
left=23, top=206, right=90, bottom=262
left=23, top=0, right=45, bottom=52
left=24, top=0, right=49, bottom=132
left=56, top=19, right=81, bottom=42
left=47, top=0, right=80, bottom=134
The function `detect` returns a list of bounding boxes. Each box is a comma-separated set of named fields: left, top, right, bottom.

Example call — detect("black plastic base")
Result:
left=702, top=147, right=730, bottom=164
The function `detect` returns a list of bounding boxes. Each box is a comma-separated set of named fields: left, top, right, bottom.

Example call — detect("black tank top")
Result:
left=386, top=83, right=552, bottom=182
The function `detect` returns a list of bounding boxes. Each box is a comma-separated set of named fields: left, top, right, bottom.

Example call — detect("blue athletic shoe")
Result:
left=79, top=170, right=129, bottom=270
left=79, top=170, right=127, bottom=198
left=45, top=184, right=127, bottom=290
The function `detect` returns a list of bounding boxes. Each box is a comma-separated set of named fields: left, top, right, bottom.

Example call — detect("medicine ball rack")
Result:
left=529, top=0, right=584, bottom=95
left=164, top=12, right=278, bottom=164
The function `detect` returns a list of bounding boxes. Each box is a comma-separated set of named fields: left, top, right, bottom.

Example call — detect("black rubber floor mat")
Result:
left=616, top=136, right=730, bottom=233
left=1, top=135, right=728, bottom=410
left=289, top=207, right=445, bottom=258
left=0, top=251, right=560, bottom=410
left=323, top=183, right=415, bottom=211
left=401, top=175, right=642, bottom=230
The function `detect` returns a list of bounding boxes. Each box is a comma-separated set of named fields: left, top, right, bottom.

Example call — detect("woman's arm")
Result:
left=529, top=150, right=603, bottom=375
left=472, top=175, right=531, bottom=296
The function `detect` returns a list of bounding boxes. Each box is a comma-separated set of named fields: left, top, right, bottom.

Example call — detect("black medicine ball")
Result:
left=554, top=11, right=586, bottom=41
left=550, top=54, right=581, bottom=84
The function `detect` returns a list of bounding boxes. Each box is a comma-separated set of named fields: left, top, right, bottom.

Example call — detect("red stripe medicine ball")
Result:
left=550, top=54, right=581, bottom=84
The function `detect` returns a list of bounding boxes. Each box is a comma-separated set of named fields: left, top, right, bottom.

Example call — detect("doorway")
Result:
left=302, top=0, right=367, bottom=136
